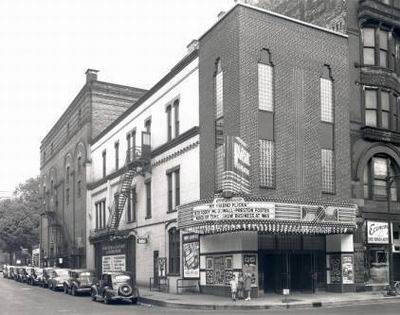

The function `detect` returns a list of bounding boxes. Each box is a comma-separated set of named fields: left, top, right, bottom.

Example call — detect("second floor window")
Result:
left=167, top=168, right=180, bottom=212
left=166, top=105, right=172, bottom=141
left=66, top=187, right=70, bottom=205
left=66, top=166, right=70, bottom=184
left=145, top=180, right=151, bottom=219
left=363, top=156, right=398, bottom=201
left=95, top=199, right=106, bottom=230
left=259, top=140, right=275, bottom=188
left=127, top=187, right=136, bottom=223
left=174, top=99, right=180, bottom=138
left=322, top=149, right=335, bottom=194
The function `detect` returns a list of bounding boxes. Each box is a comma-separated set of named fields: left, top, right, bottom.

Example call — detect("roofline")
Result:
left=198, top=3, right=348, bottom=42
left=40, top=81, right=147, bottom=148
left=91, top=49, right=199, bottom=145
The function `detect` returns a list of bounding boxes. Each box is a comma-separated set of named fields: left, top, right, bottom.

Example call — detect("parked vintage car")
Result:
left=7, top=266, right=15, bottom=279
left=48, top=269, right=71, bottom=291
left=21, top=266, right=30, bottom=283
left=63, top=269, right=96, bottom=296
left=40, top=267, right=54, bottom=288
left=14, top=266, right=26, bottom=282
left=91, top=272, right=139, bottom=304
left=2, top=265, right=8, bottom=278
left=26, top=267, right=43, bottom=285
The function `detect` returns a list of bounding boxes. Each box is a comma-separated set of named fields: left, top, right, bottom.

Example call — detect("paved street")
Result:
left=2, top=277, right=400, bottom=315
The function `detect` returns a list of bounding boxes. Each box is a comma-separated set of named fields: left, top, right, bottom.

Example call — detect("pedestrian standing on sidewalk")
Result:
left=229, top=274, right=238, bottom=301
left=244, top=272, right=252, bottom=301
left=237, top=271, right=244, bottom=300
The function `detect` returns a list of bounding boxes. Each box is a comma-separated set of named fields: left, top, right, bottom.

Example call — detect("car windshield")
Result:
left=79, top=272, right=95, bottom=278
left=112, top=274, right=131, bottom=283
left=56, top=270, right=69, bottom=277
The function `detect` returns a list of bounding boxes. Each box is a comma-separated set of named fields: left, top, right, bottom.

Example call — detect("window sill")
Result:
left=167, top=273, right=180, bottom=277
left=167, top=210, right=177, bottom=214
left=145, top=216, right=152, bottom=220
left=322, top=191, right=336, bottom=195
left=127, top=220, right=136, bottom=224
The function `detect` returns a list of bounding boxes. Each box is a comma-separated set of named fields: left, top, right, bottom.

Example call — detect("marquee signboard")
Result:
left=367, top=221, right=389, bottom=244
left=223, top=136, right=251, bottom=195
left=178, top=197, right=357, bottom=235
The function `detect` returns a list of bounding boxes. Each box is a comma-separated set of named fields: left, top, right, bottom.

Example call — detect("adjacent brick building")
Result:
left=250, top=0, right=400, bottom=291
left=40, top=70, right=146, bottom=268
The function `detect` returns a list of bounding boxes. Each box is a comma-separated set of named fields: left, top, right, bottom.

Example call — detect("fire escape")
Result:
left=105, top=131, right=151, bottom=233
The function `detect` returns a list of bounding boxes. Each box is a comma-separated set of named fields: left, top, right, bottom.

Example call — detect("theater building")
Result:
left=86, top=3, right=357, bottom=296
left=247, top=0, right=400, bottom=292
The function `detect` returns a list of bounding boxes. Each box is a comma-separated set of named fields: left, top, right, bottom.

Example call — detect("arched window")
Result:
left=363, top=155, right=398, bottom=201
left=168, top=227, right=180, bottom=275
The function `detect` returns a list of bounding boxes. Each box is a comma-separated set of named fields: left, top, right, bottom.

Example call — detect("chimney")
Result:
left=217, top=11, right=226, bottom=20
left=186, top=39, right=199, bottom=54
left=85, top=69, right=99, bottom=83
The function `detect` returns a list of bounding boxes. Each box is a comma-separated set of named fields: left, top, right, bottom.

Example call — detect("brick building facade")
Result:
left=40, top=70, right=146, bottom=268
left=86, top=3, right=358, bottom=297
left=250, top=0, right=400, bottom=291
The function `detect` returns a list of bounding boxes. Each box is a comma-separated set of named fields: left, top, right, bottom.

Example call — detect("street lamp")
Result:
left=385, top=173, right=400, bottom=296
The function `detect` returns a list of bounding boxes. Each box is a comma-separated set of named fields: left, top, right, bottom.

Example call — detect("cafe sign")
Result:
left=367, top=221, right=389, bottom=244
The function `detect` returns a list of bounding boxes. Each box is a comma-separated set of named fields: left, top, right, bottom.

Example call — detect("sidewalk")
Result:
left=137, top=287, right=400, bottom=310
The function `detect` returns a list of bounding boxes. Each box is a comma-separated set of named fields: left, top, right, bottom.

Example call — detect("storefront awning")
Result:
left=177, top=196, right=357, bottom=235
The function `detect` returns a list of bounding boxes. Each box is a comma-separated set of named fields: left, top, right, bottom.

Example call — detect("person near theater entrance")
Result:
left=229, top=274, right=237, bottom=301
left=237, top=271, right=244, bottom=299
left=244, top=269, right=252, bottom=301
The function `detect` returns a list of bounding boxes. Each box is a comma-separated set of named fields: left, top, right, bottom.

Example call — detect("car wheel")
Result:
left=91, top=290, right=96, bottom=301
left=131, top=297, right=138, bottom=305
left=71, top=286, right=77, bottom=296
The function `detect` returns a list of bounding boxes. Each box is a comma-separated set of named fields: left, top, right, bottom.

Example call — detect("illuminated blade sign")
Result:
left=223, top=136, right=251, bottom=194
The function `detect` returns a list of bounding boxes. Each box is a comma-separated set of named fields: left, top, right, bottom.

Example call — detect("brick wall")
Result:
left=199, top=5, right=351, bottom=203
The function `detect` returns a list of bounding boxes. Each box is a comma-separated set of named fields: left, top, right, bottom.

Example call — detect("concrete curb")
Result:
left=138, top=295, right=400, bottom=310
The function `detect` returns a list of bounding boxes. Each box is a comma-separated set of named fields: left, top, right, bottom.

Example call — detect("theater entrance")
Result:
left=258, top=234, right=326, bottom=293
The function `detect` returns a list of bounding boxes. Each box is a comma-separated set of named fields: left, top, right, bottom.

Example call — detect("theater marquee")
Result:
left=178, top=197, right=357, bottom=235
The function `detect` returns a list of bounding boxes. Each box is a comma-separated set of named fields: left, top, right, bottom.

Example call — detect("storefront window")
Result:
left=366, top=248, right=389, bottom=285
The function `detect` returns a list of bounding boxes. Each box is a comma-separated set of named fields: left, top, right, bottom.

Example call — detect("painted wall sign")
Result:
left=223, top=136, right=251, bottom=194
left=102, top=254, right=126, bottom=273
left=183, top=241, right=200, bottom=278
left=367, top=221, right=389, bottom=244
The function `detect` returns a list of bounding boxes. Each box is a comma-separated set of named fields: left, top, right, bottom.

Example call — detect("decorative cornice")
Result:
left=361, top=126, right=400, bottom=145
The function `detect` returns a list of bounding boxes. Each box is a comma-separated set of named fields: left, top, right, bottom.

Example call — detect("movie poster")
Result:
left=183, top=241, right=200, bottom=278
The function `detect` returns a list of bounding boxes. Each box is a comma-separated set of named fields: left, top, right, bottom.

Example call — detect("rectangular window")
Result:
left=102, top=150, right=106, bottom=178
left=127, top=187, right=136, bottom=223
left=258, top=63, right=274, bottom=111
left=362, top=28, right=376, bottom=65
left=365, top=89, right=378, bottom=127
left=175, top=169, right=180, bottom=208
left=174, top=100, right=180, bottom=138
left=215, top=71, right=223, bottom=119
left=66, top=166, right=70, bottom=184
left=95, top=200, right=106, bottom=230
left=145, top=119, right=151, bottom=133
left=77, top=156, right=82, bottom=175
left=167, top=172, right=173, bottom=212
left=379, top=29, right=389, bottom=67
left=115, top=141, right=119, bottom=170
left=259, top=140, right=275, bottom=187
left=77, top=180, right=81, bottom=198
left=66, top=188, right=70, bottom=205
left=321, top=78, right=333, bottom=123
left=322, top=149, right=335, bottom=193
left=145, top=180, right=151, bottom=219
left=166, top=106, right=172, bottom=141
left=381, top=91, right=390, bottom=129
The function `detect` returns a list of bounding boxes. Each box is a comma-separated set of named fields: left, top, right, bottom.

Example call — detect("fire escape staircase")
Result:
left=106, top=131, right=151, bottom=234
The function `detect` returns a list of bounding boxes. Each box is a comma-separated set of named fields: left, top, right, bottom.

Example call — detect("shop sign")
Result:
left=136, top=237, right=148, bottom=244
left=192, top=197, right=274, bottom=222
left=102, top=254, right=126, bottom=273
left=101, top=242, right=126, bottom=256
left=342, top=254, right=354, bottom=284
left=223, top=136, right=251, bottom=194
left=367, top=221, right=389, bottom=244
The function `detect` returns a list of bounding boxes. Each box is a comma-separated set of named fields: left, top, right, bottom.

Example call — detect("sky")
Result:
left=0, top=0, right=235, bottom=197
